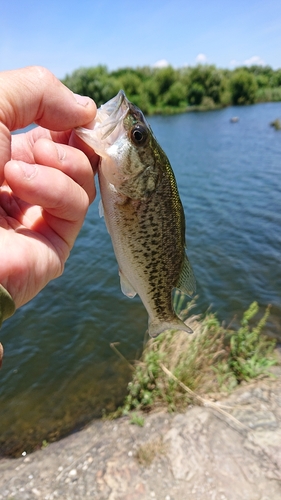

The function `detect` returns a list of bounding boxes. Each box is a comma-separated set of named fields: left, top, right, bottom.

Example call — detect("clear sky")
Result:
left=1, top=0, right=281, bottom=79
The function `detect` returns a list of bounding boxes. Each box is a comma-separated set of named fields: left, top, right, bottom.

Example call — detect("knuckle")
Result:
left=28, top=66, right=56, bottom=85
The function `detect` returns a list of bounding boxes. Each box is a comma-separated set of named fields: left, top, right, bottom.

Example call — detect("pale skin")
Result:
left=0, top=66, right=99, bottom=309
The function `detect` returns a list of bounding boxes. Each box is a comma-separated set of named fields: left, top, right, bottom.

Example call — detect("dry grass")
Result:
left=135, top=437, right=168, bottom=466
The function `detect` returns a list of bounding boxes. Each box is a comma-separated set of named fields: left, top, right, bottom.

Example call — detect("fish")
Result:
left=76, top=90, right=196, bottom=337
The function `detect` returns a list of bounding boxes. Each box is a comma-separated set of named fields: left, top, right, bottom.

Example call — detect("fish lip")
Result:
left=98, top=89, right=129, bottom=140
left=75, top=90, right=130, bottom=155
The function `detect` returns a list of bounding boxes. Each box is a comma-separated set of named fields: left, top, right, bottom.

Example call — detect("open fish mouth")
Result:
left=75, top=90, right=129, bottom=154
left=95, top=90, right=129, bottom=140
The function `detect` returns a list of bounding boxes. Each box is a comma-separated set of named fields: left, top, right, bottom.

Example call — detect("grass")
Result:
left=117, top=300, right=277, bottom=415
left=129, top=413, right=145, bottom=427
left=135, top=437, right=167, bottom=466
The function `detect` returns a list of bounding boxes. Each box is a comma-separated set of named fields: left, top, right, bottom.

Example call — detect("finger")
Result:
left=4, top=160, right=89, bottom=249
left=37, top=128, right=100, bottom=173
left=11, top=126, right=100, bottom=176
left=32, top=138, right=96, bottom=203
left=68, top=131, right=100, bottom=175
left=0, top=66, right=96, bottom=184
left=0, top=66, right=96, bottom=131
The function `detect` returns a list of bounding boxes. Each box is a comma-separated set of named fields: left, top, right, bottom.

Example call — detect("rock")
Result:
left=270, top=118, right=281, bottom=130
left=0, top=373, right=281, bottom=499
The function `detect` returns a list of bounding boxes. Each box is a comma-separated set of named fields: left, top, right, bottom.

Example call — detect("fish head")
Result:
left=76, top=90, right=164, bottom=199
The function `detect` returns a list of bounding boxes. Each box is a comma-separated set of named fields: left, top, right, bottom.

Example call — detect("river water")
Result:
left=1, top=102, right=281, bottom=456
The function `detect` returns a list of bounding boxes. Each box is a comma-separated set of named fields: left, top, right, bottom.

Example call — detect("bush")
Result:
left=256, top=87, right=281, bottom=102
left=119, top=302, right=276, bottom=414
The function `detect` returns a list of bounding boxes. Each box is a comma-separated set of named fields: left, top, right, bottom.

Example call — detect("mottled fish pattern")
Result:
left=76, top=91, right=195, bottom=337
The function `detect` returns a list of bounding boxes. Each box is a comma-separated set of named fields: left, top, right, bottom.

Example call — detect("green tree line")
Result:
left=62, top=64, right=281, bottom=114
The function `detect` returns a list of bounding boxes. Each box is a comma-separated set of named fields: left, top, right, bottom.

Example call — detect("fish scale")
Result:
left=76, top=90, right=195, bottom=337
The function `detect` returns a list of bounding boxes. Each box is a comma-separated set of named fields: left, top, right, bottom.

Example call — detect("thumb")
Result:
left=0, top=65, right=96, bottom=185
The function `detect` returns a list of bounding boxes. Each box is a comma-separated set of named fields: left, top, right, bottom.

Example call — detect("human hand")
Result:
left=0, top=66, right=99, bottom=308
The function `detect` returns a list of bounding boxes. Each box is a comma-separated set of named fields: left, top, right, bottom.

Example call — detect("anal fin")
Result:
left=148, top=317, right=193, bottom=338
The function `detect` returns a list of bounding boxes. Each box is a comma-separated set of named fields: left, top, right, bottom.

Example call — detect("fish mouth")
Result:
left=75, top=90, right=130, bottom=155
left=96, top=90, right=129, bottom=140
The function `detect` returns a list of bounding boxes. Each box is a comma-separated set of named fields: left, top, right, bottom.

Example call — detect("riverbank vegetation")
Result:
left=114, top=300, right=277, bottom=416
left=62, top=64, right=281, bottom=114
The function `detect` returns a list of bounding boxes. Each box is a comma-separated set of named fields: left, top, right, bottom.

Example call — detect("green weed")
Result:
left=227, top=302, right=276, bottom=382
left=121, top=302, right=277, bottom=414
left=41, top=439, right=49, bottom=449
left=129, top=413, right=145, bottom=427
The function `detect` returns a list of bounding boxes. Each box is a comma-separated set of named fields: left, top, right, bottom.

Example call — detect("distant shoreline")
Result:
left=62, top=63, right=281, bottom=115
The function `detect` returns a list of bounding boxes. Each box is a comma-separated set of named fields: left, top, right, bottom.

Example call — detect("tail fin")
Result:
left=148, top=317, right=193, bottom=338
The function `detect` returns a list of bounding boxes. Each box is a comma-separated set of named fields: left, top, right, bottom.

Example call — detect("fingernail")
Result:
left=74, top=93, right=91, bottom=107
left=19, top=162, right=37, bottom=180
left=55, top=144, right=66, bottom=161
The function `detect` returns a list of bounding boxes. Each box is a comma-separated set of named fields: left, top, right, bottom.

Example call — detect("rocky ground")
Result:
left=1, top=362, right=281, bottom=500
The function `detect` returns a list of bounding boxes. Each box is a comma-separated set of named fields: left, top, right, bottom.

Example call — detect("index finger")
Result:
left=0, top=65, right=96, bottom=185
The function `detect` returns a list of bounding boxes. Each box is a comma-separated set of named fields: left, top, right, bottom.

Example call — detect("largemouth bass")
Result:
left=76, top=90, right=195, bottom=337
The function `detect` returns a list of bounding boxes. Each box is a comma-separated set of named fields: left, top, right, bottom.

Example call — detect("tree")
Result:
left=154, top=66, right=176, bottom=95
left=187, top=82, right=205, bottom=105
left=186, top=65, right=226, bottom=105
left=162, top=81, right=187, bottom=107
left=230, top=70, right=258, bottom=105
left=62, top=63, right=281, bottom=114
left=115, top=71, right=143, bottom=101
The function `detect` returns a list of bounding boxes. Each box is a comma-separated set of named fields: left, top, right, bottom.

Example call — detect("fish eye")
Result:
left=130, top=124, right=148, bottom=146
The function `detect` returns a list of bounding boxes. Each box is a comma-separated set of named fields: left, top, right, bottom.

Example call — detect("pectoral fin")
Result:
left=119, top=270, right=137, bottom=298
left=99, top=199, right=111, bottom=234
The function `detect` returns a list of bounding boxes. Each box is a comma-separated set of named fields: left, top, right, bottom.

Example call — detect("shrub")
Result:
left=120, top=302, right=276, bottom=414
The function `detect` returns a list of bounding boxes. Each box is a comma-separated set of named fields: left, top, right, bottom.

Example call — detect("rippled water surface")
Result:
left=1, top=103, right=281, bottom=455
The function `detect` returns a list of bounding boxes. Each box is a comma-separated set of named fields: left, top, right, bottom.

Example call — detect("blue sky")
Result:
left=1, top=0, right=281, bottom=79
